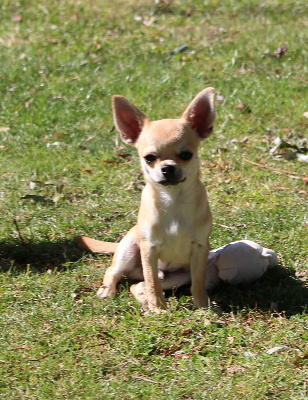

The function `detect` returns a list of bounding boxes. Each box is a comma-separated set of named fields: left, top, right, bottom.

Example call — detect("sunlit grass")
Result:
left=0, top=0, right=307, bottom=398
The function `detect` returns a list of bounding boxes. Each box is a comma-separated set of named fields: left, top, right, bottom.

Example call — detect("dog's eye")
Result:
left=178, top=151, right=193, bottom=161
left=144, top=154, right=157, bottom=164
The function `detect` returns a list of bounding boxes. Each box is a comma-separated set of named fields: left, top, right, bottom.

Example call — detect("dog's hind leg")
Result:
left=160, top=270, right=191, bottom=290
left=130, top=270, right=191, bottom=307
left=97, top=226, right=141, bottom=300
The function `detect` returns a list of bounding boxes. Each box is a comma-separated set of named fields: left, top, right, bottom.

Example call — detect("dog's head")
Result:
left=112, top=88, right=215, bottom=187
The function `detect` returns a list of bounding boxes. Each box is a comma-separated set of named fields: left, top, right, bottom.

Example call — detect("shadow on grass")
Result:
left=0, top=239, right=85, bottom=273
left=216, top=265, right=308, bottom=317
left=168, top=266, right=308, bottom=317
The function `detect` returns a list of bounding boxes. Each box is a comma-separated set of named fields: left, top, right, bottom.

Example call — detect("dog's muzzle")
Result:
left=159, top=164, right=186, bottom=186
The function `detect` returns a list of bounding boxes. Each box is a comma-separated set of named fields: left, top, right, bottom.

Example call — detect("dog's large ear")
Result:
left=182, top=87, right=215, bottom=139
left=112, top=96, right=147, bottom=145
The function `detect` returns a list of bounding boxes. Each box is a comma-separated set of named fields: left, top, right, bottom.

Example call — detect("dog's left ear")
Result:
left=182, top=87, right=215, bottom=139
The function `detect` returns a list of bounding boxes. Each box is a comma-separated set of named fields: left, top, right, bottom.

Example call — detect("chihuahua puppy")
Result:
left=94, top=88, right=215, bottom=312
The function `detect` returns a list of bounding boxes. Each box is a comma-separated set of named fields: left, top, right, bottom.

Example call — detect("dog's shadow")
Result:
left=1, top=240, right=306, bottom=316
left=168, top=265, right=308, bottom=317
left=0, top=239, right=85, bottom=273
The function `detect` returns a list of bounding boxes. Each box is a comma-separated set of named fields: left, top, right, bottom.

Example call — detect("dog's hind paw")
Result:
left=97, top=285, right=116, bottom=300
left=130, top=283, right=148, bottom=307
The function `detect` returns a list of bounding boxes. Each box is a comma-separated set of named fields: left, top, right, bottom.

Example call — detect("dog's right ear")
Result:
left=112, top=96, right=147, bottom=145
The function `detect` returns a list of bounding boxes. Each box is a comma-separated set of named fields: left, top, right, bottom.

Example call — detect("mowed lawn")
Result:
left=0, top=0, right=307, bottom=398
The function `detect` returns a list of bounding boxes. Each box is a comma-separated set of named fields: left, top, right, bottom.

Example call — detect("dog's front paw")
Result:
left=97, top=285, right=116, bottom=300
left=148, top=303, right=167, bottom=314
left=193, top=295, right=209, bottom=308
left=130, top=283, right=167, bottom=313
left=147, top=296, right=167, bottom=314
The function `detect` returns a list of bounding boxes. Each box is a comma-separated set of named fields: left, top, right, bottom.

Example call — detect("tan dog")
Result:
left=84, top=88, right=215, bottom=312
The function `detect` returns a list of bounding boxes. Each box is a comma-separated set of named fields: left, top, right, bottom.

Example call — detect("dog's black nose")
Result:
left=161, top=165, right=175, bottom=177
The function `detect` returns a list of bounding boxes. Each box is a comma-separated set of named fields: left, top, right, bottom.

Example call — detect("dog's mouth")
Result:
left=158, top=177, right=186, bottom=186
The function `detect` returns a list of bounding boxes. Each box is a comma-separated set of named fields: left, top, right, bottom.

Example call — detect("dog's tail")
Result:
left=74, top=236, right=118, bottom=254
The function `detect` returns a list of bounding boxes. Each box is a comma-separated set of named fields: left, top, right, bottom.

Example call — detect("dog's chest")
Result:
left=139, top=184, right=209, bottom=268
left=156, top=207, right=193, bottom=266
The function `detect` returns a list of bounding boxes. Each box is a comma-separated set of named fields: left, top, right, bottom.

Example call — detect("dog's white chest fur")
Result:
left=159, top=211, right=192, bottom=266
left=166, top=220, right=180, bottom=236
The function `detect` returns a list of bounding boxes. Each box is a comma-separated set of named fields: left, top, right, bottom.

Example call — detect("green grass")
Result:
left=0, top=0, right=307, bottom=398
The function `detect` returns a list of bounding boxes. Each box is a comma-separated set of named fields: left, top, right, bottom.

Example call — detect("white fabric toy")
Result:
left=206, top=240, right=278, bottom=289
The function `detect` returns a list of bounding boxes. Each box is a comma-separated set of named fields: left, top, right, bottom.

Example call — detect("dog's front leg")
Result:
left=139, top=240, right=166, bottom=312
left=190, top=241, right=209, bottom=308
